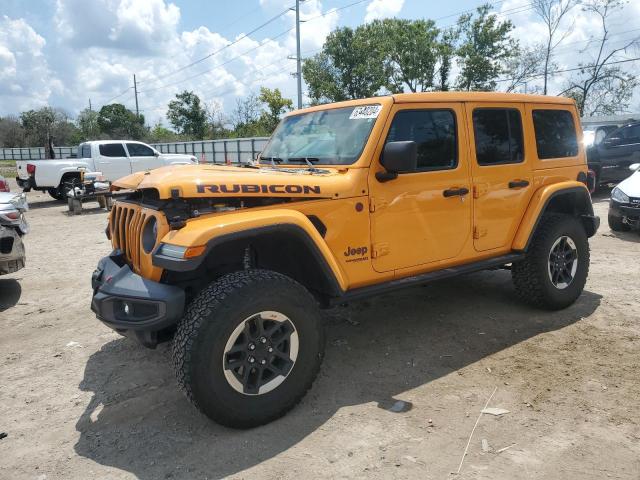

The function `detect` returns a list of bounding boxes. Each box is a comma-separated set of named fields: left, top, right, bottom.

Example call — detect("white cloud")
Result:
left=0, top=16, right=59, bottom=112
left=364, top=0, right=404, bottom=23
left=54, top=0, right=180, bottom=55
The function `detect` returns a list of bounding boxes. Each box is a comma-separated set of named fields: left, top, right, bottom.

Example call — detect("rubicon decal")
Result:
left=196, top=184, right=322, bottom=194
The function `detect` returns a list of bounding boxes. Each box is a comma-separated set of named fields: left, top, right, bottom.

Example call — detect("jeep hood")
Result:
left=112, top=164, right=368, bottom=199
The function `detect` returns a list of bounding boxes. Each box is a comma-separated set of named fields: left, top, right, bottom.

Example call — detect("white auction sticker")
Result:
left=349, top=105, right=382, bottom=120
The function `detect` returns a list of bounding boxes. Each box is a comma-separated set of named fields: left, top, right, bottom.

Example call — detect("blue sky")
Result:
left=1, top=0, right=639, bottom=126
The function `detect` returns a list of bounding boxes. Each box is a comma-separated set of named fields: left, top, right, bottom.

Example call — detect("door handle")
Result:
left=508, top=180, right=530, bottom=189
left=443, top=187, right=470, bottom=197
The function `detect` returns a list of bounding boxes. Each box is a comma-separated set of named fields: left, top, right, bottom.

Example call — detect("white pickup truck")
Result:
left=16, top=140, right=197, bottom=200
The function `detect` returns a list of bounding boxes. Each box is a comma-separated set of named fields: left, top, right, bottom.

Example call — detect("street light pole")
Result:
left=295, top=0, right=303, bottom=109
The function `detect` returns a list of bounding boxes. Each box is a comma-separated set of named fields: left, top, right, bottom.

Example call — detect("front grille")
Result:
left=109, top=202, right=168, bottom=279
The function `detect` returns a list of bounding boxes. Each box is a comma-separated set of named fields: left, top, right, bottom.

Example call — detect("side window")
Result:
left=472, top=108, right=524, bottom=165
left=618, top=125, right=640, bottom=144
left=126, top=143, right=155, bottom=157
left=532, top=109, right=578, bottom=159
left=99, top=143, right=127, bottom=157
left=82, top=144, right=91, bottom=158
left=385, top=109, right=457, bottom=171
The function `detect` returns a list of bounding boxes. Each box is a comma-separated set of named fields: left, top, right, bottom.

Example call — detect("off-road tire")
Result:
left=512, top=214, right=589, bottom=310
left=608, top=213, right=630, bottom=232
left=172, top=269, right=324, bottom=428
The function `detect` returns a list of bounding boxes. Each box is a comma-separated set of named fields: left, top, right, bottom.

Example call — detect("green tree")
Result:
left=20, top=107, right=79, bottom=147
left=258, top=87, right=293, bottom=132
left=166, top=90, right=207, bottom=139
left=147, top=122, right=181, bottom=142
left=437, top=28, right=458, bottom=91
left=455, top=4, right=519, bottom=91
left=302, top=26, right=388, bottom=104
left=76, top=108, right=100, bottom=141
left=97, top=103, right=145, bottom=139
left=561, top=0, right=639, bottom=116
left=0, top=115, right=25, bottom=147
left=367, top=18, right=441, bottom=93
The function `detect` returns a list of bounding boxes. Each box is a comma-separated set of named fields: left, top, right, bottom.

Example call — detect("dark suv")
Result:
left=587, top=122, right=640, bottom=188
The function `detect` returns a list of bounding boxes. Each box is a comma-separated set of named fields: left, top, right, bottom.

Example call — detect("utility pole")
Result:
left=295, top=0, right=303, bottom=109
left=89, top=98, right=92, bottom=112
left=133, top=74, right=140, bottom=117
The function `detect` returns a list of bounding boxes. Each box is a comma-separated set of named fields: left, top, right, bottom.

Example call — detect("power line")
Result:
left=496, top=55, right=640, bottom=83
left=138, top=4, right=294, bottom=87
left=102, top=87, right=133, bottom=104
left=139, top=29, right=293, bottom=94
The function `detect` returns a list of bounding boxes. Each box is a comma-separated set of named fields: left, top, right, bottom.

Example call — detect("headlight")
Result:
left=611, top=187, right=629, bottom=203
left=142, top=216, right=158, bottom=253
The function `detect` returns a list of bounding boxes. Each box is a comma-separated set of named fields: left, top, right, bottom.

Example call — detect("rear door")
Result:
left=467, top=103, right=533, bottom=252
left=126, top=142, right=159, bottom=172
left=96, top=143, right=132, bottom=181
left=369, top=102, right=472, bottom=272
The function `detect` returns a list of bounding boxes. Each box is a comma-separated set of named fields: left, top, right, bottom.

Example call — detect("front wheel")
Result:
left=512, top=215, right=590, bottom=310
left=172, top=269, right=324, bottom=428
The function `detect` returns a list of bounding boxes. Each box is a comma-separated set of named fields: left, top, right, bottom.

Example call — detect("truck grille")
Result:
left=109, top=202, right=168, bottom=280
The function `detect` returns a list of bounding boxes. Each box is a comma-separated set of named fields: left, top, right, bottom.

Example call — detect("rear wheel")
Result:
left=512, top=215, right=589, bottom=310
left=608, top=213, right=630, bottom=232
left=172, top=269, right=324, bottom=428
left=48, top=187, right=65, bottom=201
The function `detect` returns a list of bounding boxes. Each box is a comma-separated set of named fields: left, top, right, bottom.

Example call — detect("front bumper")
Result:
left=91, top=251, right=185, bottom=344
left=609, top=200, right=640, bottom=227
left=0, top=227, right=25, bottom=275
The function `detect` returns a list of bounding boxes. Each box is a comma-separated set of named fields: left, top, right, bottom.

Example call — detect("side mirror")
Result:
left=630, top=163, right=640, bottom=172
left=154, top=151, right=160, bottom=157
left=377, top=141, right=417, bottom=182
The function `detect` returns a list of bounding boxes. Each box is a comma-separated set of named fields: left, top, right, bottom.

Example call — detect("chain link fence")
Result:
left=0, top=137, right=270, bottom=163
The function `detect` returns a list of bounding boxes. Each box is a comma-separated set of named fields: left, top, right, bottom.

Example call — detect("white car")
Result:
left=16, top=140, right=197, bottom=200
left=608, top=163, right=640, bottom=231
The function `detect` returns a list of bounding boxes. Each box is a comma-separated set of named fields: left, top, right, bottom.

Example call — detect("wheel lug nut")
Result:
left=248, top=356, right=255, bottom=363
left=260, top=337, right=267, bottom=344
left=268, top=347, right=273, bottom=353
left=248, top=343, right=255, bottom=350
left=260, top=359, right=266, bottom=365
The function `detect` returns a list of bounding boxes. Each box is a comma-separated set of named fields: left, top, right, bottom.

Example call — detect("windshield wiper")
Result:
left=260, top=156, right=283, bottom=166
left=287, top=157, right=321, bottom=168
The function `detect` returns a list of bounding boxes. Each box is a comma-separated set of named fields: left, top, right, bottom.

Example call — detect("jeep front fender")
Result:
left=155, top=209, right=348, bottom=292
left=513, top=181, right=598, bottom=251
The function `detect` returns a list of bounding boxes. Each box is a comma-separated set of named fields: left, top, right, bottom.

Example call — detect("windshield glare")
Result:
left=260, top=105, right=380, bottom=165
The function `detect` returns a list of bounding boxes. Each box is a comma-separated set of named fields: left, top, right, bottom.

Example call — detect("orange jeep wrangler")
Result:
left=91, top=92, right=599, bottom=428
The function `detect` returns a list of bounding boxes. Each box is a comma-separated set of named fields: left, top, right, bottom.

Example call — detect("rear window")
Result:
left=532, top=109, right=578, bottom=159
left=99, top=143, right=126, bottom=157
left=472, top=108, right=524, bottom=165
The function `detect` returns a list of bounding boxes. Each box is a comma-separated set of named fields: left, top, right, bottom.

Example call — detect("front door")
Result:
left=466, top=103, right=533, bottom=252
left=369, top=103, right=472, bottom=273
left=126, top=142, right=159, bottom=172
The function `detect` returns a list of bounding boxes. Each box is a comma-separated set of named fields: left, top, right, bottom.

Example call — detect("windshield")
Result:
left=260, top=105, right=381, bottom=165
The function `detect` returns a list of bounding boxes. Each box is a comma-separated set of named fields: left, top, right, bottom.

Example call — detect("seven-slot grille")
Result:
left=109, top=202, right=150, bottom=272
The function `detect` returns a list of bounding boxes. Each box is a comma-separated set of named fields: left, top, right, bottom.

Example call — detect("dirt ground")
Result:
left=1, top=179, right=639, bottom=480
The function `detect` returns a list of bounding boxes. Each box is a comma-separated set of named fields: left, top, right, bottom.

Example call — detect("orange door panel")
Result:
left=466, top=103, right=534, bottom=252
left=368, top=103, right=472, bottom=272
